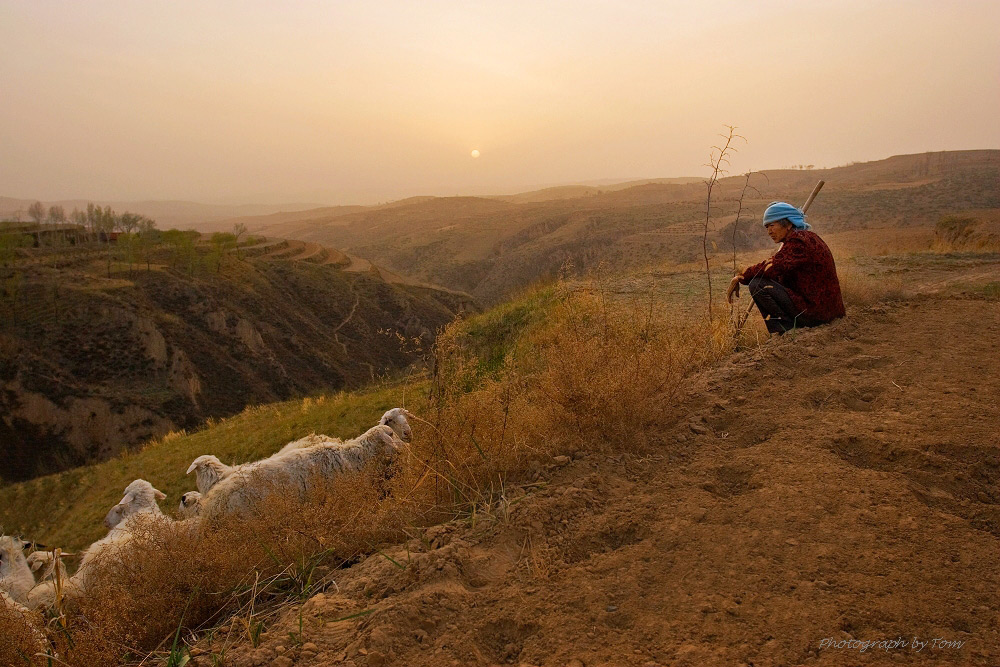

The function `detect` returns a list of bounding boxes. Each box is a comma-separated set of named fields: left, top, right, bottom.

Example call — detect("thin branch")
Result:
left=702, top=125, right=746, bottom=319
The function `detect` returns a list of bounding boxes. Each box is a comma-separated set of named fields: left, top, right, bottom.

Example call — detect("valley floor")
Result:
left=198, top=268, right=1000, bottom=667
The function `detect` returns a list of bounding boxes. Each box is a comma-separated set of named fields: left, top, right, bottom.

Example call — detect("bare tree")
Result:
left=47, top=205, right=66, bottom=224
left=86, top=203, right=99, bottom=240
left=119, top=212, right=142, bottom=235
left=98, top=206, right=117, bottom=277
left=232, top=222, right=248, bottom=259
left=27, top=201, right=46, bottom=224
left=137, top=217, right=158, bottom=271
left=210, top=232, right=237, bottom=273
left=702, top=125, right=745, bottom=317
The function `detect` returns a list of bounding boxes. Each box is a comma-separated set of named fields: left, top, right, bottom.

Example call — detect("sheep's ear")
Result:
left=153, top=488, right=167, bottom=500
left=186, top=461, right=199, bottom=475
left=402, top=408, right=416, bottom=419
left=119, top=492, right=135, bottom=506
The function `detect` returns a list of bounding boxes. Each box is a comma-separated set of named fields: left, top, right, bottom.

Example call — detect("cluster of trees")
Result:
left=1, top=204, right=256, bottom=327
left=4, top=200, right=252, bottom=279
left=26, top=201, right=67, bottom=225
left=17, top=201, right=158, bottom=241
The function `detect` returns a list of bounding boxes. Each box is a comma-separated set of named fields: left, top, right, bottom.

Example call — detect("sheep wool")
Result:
left=24, top=551, right=70, bottom=612
left=201, top=424, right=405, bottom=520
left=274, top=433, right=343, bottom=458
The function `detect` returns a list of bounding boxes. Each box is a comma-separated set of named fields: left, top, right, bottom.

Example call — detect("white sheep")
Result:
left=379, top=408, right=414, bottom=443
left=70, top=480, right=168, bottom=594
left=178, top=491, right=202, bottom=520
left=201, top=424, right=405, bottom=521
left=187, top=455, right=238, bottom=495
left=24, top=550, right=71, bottom=611
left=0, top=536, right=34, bottom=604
left=185, top=442, right=321, bottom=494
left=273, top=407, right=412, bottom=457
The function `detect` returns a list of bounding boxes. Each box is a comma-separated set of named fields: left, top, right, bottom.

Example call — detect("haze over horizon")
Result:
left=2, top=0, right=998, bottom=206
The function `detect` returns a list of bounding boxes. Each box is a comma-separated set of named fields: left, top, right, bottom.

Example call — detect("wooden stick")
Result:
left=801, top=180, right=825, bottom=214
left=737, top=180, right=826, bottom=326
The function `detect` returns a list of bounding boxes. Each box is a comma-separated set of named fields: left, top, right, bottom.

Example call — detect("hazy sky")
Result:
left=2, top=1, right=998, bottom=205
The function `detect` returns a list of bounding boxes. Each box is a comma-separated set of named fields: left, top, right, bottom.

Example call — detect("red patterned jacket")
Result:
left=739, top=229, right=846, bottom=323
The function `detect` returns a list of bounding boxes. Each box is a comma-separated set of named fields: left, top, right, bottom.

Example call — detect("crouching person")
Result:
left=727, top=201, right=845, bottom=334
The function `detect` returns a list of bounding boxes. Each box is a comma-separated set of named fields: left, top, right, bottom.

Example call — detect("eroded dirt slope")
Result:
left=205, top=291, right=999, bottom=667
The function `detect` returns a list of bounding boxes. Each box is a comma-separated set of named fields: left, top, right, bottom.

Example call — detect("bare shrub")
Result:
left=522, top=289, right=701, bottom=450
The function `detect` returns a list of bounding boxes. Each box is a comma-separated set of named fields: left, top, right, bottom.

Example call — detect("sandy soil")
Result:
left=203, top=285, right=999, bottom=667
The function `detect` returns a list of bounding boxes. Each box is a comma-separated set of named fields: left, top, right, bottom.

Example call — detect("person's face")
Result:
left=765, top=220, right=791, bottom=243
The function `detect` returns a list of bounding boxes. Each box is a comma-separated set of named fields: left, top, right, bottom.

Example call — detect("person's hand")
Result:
left=726, top=275, right=743, bottom=304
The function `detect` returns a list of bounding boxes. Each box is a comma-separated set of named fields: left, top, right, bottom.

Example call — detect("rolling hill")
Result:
left=0, top=235, right=475, bottom=482
left=194, top=150, right=1000, bottom=303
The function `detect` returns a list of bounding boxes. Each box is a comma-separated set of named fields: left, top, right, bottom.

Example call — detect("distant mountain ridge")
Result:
left=181, top=150, right=1000, bottom=302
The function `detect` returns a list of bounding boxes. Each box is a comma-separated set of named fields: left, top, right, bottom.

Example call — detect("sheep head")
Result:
left=178, top=491, right=203, bottom=519
left=187, top=455, right=230, bottom=494
left=104, top=503, right=126, bottom=530
left=117, top=479, right=167, bottom=518
left=26, top=552, right=50, bottom=573
left=369, top=425, right=406, bottom=457
left=26, top=551, right=70, bottom=579
left=379, top=408, right=414, bottom=443
left=0, top=536, right=27, bottom=579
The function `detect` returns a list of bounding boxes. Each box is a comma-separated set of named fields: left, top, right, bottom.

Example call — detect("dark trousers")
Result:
left=748, top=277, right=821, bottom=334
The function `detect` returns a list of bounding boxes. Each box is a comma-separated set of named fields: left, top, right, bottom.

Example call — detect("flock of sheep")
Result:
left=0, top=408, right=414, bottom=621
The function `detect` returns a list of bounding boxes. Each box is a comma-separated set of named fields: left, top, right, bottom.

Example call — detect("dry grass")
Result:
left=0, top=602, right=45, bottom=666
left=837, top=262, right=906, bottom=310
left=0, top=280, right=754, bottom=665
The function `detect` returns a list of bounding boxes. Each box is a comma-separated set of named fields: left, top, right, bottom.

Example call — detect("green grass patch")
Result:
left=0, top=380, right=428, bottom=551
left=451, top=284, right=556, bottom=378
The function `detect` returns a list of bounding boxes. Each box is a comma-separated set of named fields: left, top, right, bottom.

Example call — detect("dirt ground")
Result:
left=204, top=269, right=1000, bottom=667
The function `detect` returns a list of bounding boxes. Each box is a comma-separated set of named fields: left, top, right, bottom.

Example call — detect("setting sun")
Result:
left=470, top=149, right=480, bottom=159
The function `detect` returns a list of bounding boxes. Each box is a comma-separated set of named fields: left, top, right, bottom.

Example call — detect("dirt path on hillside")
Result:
left=206, top=292, right=999, bottom=667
